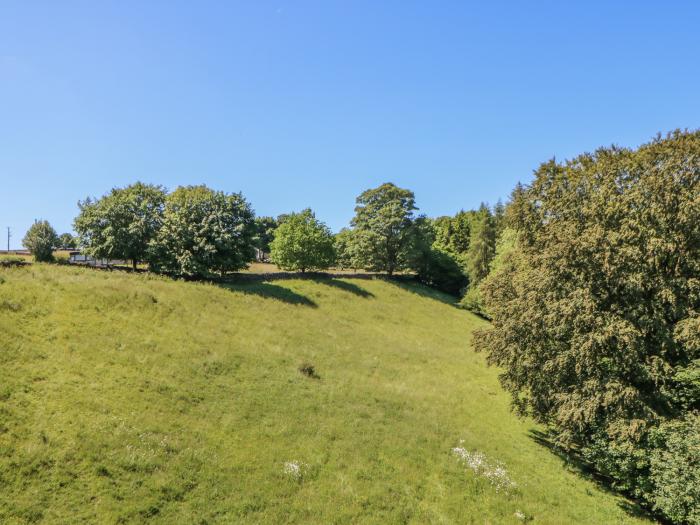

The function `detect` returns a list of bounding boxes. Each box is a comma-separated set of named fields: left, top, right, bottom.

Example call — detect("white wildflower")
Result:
left=514, top=509, right=526, bottom=521
left=451, top=443, right=517, bottom=493
left=283, top=460, right=307, bottom=481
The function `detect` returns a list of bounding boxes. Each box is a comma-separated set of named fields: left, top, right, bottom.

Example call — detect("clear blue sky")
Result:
left=1, top=1, right=699, bottom=247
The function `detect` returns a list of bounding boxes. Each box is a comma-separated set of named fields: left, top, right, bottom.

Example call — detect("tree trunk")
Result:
left=132, top=259, right=137, bottom=271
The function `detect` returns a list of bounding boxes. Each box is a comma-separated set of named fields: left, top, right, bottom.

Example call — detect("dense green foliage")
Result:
left=22, top=220, right=58, bottom=262
left=350, top=183, right=417, bottom=276
left=150, top=185, right=256, bottom=278
left=333, top=228, right=357, bottom=270
left=57, top=233, right=77, bottom=249
left=269, top=209, right=335, bottom=272
left=409, top=217, right=467, bottom=295
left=465, top=204, right=496, bottom=285
left=475, top=130, right=700, bottom=524
left=253, top=216, right=279, bottom=255
left=74, top=182, right=166, bottom=269
left=432, top=211, right=472, bottom=263
left=0, top=264, right=649, bottom=524
left=460, top=227, right=517, bottom=318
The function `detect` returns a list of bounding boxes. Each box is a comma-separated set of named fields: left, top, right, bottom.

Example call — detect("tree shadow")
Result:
left=314, top=278, right=374, bottom=298
left=387, top=279, right=460, bottom=306
left=218, top=282, right=317, bottom=307
left=528, top=429, right=658, bottom=522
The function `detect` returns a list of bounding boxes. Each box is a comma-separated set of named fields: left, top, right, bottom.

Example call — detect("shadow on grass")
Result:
left=528, top=429, right=658, bottom=522
left=218, top=282, right=317, bottom=307
left=387, top=279, right=460, bottom=306
left=314, top=278, right=374, bottom=298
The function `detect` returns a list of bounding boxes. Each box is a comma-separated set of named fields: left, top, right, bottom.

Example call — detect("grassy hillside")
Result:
left=0, top=265, right=649, bottom=524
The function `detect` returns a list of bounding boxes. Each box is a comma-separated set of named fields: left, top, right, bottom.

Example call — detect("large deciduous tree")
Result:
left=150, top=185, right=255, bottom=278
left=74, top=182, right=166, bottom=269
left=23, top=220, right=59, bottom=262
left=350, top=182, right=417, bottom=276
left=269, top=209, right=335, bottom=273
left=474, top=130, right=700, bottom=524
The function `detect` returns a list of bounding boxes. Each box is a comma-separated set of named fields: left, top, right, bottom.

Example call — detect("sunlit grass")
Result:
left=0, top=264, right=650, bottom=524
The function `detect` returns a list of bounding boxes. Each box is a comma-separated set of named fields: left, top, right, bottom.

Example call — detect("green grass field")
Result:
left=0, top=264, right=650, bottom=524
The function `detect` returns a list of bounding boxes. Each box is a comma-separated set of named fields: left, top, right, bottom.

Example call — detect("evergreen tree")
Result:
left=466, top=204, right=496, bottom=284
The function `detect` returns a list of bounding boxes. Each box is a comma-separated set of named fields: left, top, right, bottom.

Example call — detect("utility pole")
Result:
left=6, top=227, right=10, bottom=253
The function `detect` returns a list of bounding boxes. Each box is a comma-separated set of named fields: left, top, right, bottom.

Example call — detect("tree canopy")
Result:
left=253, top=216, right=278, bottom=255
left=74, top=182, right=166, bottom=269
left=23, top=220, right=58, bottom=262
left=269, top=209, right=335, bottom=273
left=474, top=130, right=700, bottom=523
left=150, top=185, right=256, bottom=278
left=57, top=233, right=78, bottom=250
left=350, top=182, right=417, bottom=276
left=465, top=204, right=496, bottom=284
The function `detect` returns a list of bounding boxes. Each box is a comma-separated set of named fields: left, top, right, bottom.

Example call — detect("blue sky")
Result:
left=1, top=1, right=699, bottom=247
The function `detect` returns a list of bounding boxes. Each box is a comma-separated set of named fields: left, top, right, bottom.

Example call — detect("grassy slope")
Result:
left=0, top=265, right=649, bottom=524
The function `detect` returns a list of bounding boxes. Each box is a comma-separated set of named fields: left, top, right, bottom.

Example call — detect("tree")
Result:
left=433, top=211, right=472, bottom=266
left=460, top=227, right=517, bottom=318
left=23, top=220, right=59, bottom=262
left=269, top=209, right=335, bottom=273
left=74, top=182, right=166, bottom=269
left=474, top=130, right=700, bottom=524
left=465, top=204, right=496, bottom=284
left=334, top=228, right=358, bottom=270
left=350, top=182, right=417, bottom=276
left=408, top=217, right=467, bottom=295
left=58, top=233, right=77, bottom=250
left=150, top=185, right=256, bottom=278
left=253, top=216, right=278, bottom=257
left=493, top=199, right=506, bottom=236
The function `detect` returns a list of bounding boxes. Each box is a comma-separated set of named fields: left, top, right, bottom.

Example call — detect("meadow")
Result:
left=0, top=264, right=651, bottom=524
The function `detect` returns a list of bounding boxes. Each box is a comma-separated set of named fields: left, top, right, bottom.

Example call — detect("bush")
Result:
left=22, top=220, right=58, bottom=262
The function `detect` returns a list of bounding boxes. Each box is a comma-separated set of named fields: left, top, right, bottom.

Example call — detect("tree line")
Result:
left=22, top=181, right=506, bottom=295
